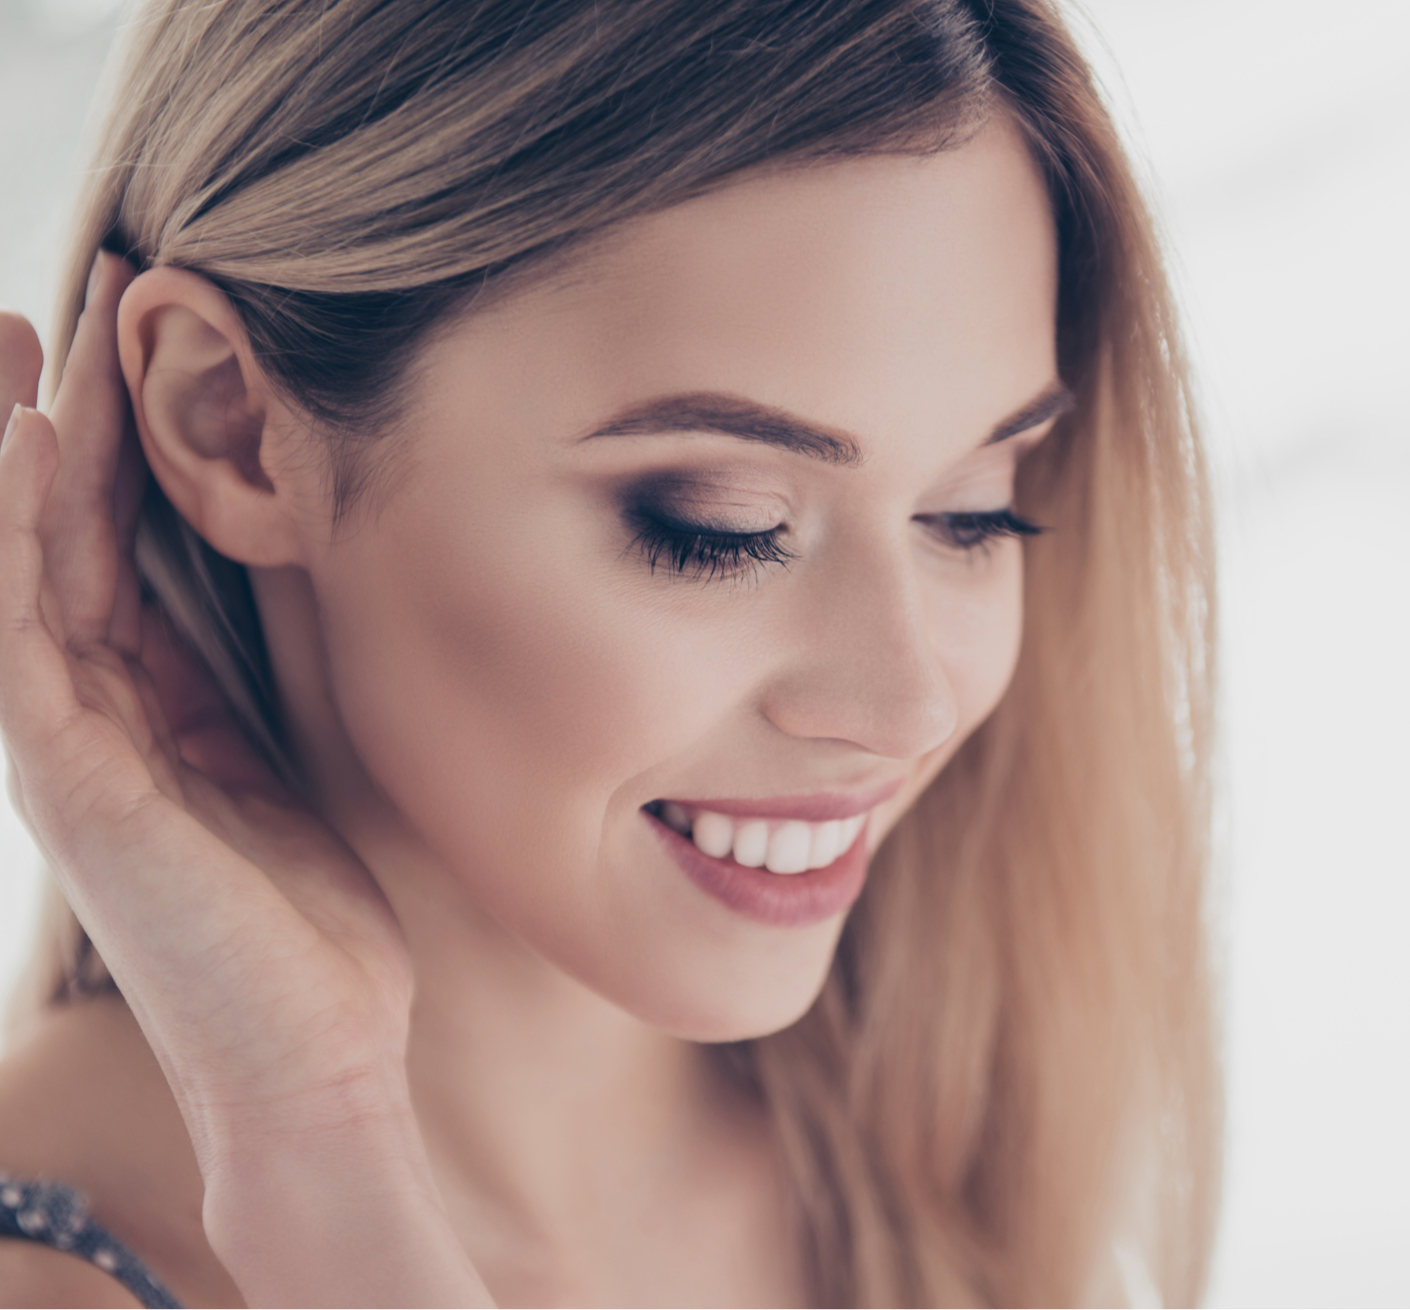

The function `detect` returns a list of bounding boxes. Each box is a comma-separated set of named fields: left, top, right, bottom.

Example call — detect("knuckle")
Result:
left=3, top=607, right=41, bottom=637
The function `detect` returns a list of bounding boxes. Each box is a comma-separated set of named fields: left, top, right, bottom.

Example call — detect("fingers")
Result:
left=1, top=405, right=196, bottom=872
left=41, top=251, right=141, bottom=649
left=0, top=313, right=43, bottom=413
left=49, top=251, right=136, bottom=439
left=0, top=318, right=55, bottom=831
left=138, top=607, right=285, bottom=797
left=108, top=424, right=149, bottom=656
left=0, top=406, right=80, bottom=753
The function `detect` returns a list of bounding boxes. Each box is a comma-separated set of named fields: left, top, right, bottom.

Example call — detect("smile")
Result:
left=641, top=781, right=903, bottom=926
left=651, top=802, right=867, bottom=874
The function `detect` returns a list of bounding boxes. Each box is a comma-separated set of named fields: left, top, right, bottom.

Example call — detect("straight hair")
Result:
left=10, top=1, right=1219, bottom=1302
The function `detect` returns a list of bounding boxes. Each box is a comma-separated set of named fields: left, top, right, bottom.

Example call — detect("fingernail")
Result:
left=85, top=251, right=105, bottom=307
left=2, top=403, right=22, bottom=449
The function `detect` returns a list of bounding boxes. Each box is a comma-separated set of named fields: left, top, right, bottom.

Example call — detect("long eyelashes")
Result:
left=629, top=506, right=1043, bottom=582
left=921, top=507, right=1044, bottom=550
left=628, top=509, right=797, bottom=582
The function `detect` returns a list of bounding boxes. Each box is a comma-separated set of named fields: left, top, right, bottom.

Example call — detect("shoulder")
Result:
left=0, top=997, right=242, bottom=1308
left=0, top=996, right=186, bottom=1206
left=0, top=1237, right=143, bottom=1308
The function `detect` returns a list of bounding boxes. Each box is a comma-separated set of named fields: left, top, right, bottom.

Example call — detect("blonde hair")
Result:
left=14, top=0, right=1219, bottom=1302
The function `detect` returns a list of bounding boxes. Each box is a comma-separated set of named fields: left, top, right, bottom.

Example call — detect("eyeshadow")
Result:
left=617, top=469, right=789, bottom=534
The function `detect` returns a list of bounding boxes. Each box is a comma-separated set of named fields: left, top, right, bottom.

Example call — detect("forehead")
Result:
left=443, top=116, right=1058, bottom=455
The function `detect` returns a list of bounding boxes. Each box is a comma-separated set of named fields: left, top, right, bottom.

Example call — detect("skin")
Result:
left=0, top=115, right=1059, bottom=1306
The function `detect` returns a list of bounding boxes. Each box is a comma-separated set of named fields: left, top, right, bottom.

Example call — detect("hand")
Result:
left=0, top=253, right=411, bottom=1139
left=0, top=256, right=490, bottom=1305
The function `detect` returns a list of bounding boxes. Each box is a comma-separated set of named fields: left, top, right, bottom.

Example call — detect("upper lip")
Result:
left=652, top=778, right=905, bottom=823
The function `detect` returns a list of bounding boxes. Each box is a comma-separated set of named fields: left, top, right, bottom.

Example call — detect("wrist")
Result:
left=201, top=1106, right=492, bottom=1308
left=174, top=1050, right=418, bottom=1175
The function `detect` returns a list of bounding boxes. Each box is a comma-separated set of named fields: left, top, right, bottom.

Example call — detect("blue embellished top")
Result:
left=0, top=1173, right=181, bottom=1308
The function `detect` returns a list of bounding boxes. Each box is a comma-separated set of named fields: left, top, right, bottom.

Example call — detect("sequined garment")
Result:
left=0, top=1173, right=181, bottom=1308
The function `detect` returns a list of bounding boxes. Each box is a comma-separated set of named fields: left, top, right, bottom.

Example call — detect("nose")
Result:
left=758, top=542, right=959, bottom=760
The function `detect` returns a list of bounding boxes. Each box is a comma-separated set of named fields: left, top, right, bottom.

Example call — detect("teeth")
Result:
left=732, top=819, right=769, bottom=868
left=667, top=807, right=869, bottom=874
left=807, top=820, right=842, bottom=870
left=691, top=810, right=733, bottom=859
left=766, top=821, right=812, bottom=874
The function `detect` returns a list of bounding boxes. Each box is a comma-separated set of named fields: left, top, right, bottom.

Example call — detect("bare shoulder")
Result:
left=0, top=997, right=243, bottom=1308
left=0, top=1237, right=143, bottom=1308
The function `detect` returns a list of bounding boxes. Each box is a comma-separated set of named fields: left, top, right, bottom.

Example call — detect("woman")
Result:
left=0, top=0, right=1218, bottom=1304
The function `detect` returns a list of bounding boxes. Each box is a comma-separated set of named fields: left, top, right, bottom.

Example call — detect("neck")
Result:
left=406, top=864, right=727, bottom=1223
left=333, top=795, right=779, bottom=1302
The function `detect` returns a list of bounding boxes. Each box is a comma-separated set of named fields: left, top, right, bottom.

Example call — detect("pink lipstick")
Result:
left=642, top=780, right=900, bottom=926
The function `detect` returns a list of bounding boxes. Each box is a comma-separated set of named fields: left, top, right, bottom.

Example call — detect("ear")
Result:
left=117, top=267, right=312, bottom=568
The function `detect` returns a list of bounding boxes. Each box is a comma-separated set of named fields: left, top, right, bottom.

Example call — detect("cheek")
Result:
left=933, top=546, right=1027, bottom=739
left=312, top=496, right=769, bottom=883
left=311, top=499, right=845, bottom=1038
left=872, top=547, right=1026, bottom=841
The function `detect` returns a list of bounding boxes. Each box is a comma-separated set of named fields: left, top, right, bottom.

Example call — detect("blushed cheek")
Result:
left=937, top=554, right=1027, bottom=744
left=868, top=558, right=1027, bottom=852
left=319, top=528, right=768, bottom=887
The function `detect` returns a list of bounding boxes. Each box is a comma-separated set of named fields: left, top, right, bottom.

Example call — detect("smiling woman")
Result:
left=0, top=1, right=1215, bottom=1307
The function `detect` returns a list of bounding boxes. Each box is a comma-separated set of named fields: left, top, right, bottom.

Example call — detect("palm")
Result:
left=0, top=261, right=412, bottom=1164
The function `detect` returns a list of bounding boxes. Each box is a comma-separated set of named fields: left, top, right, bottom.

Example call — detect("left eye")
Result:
left=627, top=509, right=795, bottom=582
left=918, top=507, right=1044, bottom=552
left=626, top=505, right=1042, bottom=582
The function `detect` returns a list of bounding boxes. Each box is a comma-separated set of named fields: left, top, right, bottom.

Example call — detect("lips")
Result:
left=654, top=779, right=903, bottom=823
left=642, top=779, right=901, bottom=926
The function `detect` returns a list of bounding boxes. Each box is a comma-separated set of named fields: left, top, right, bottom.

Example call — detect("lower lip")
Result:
left=644, top=810, right=871, bottom=927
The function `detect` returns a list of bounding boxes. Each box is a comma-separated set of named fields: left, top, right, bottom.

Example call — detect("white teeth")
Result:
left=765, top=821, right=812, bottom=875
left=692, top=810, right=734, bottom=859
left=731, top=819, right=769, bottom=867
left=806, top=820, right=842, bottom=870
left=667, top=804, right=871, bottom=873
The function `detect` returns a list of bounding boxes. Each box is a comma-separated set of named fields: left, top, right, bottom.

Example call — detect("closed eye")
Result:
left=625, top=506, right=1040, bottom=583
left=627, top=509, right=795, bottom=582
left=916, top=507, right=1044, bottom=552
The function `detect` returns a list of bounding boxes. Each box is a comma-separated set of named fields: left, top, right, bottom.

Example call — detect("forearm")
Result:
left=200, top=1098, right=493, bottom=1309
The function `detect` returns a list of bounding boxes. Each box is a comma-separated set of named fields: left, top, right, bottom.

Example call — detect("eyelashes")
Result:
left=627, top=508, right=797, bottom=582
left=627, top=504, right=1044, bottom=583
left=918, top=507, right=1044, bottom=550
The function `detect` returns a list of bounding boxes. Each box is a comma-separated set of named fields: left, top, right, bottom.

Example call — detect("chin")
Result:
left=609, top=930, right=842, bottom=1045
left=651, top=996, right=828, bottom=1045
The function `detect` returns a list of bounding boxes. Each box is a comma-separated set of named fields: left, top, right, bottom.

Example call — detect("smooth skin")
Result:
left=0, top=116, right=1060, bottom=1306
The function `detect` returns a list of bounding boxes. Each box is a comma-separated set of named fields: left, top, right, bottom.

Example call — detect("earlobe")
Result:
left=117, top=268, right=307, bottom=568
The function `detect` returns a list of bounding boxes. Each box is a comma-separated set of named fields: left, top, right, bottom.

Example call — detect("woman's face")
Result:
left=280, top=116, right=1061, bottom=1040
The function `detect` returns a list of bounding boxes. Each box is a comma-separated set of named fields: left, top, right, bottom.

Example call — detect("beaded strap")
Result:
left=0, top=1173, right=182, bottom=1308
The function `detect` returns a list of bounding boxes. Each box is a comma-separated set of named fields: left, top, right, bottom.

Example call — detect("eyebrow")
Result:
left=984, top=380, right=1075, bottom=445
left=582, top=392, right=862, bottom=464
left=579, top=381, right=1074, bottom=463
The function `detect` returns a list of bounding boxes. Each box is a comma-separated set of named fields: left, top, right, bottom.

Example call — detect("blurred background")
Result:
left=1, top=0, right=1406, bottom=1302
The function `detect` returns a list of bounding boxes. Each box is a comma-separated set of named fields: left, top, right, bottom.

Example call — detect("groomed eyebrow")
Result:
left=580, top=381, right=1074, bottom=463
left=983, top=380, right=1075, bottom=445
left=581, top=392, right=862, bottom=464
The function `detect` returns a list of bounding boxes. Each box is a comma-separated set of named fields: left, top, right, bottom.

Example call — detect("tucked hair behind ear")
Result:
left=13, top=1, right=1219, bottom=1303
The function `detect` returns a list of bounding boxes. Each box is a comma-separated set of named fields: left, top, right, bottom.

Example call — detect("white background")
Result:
left=1, top=1, right=1407, bottom=1303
